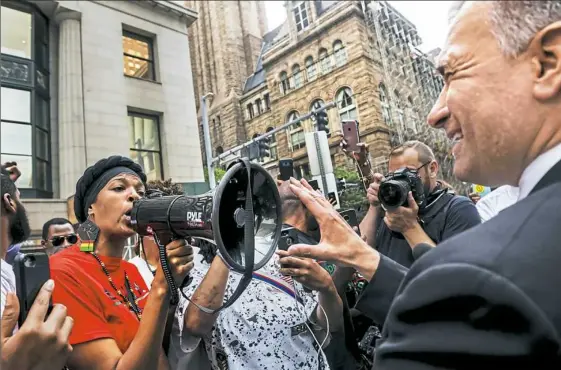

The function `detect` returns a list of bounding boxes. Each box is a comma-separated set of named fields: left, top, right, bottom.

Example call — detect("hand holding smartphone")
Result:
left=13, top=249, right=51, bottom=326
left=341, top=120, right=360, bottom=152
left=279, top=159, right=294, bottom=181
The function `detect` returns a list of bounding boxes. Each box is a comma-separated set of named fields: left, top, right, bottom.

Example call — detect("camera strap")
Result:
left=180, top=157, right=255, bottom=314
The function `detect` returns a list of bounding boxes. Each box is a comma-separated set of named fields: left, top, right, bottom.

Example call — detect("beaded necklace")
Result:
left=89, top=252, right=143, bottom=320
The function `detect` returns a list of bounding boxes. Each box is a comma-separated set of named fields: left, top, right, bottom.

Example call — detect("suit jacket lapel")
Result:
left=529, top=159, right=561, bottom=196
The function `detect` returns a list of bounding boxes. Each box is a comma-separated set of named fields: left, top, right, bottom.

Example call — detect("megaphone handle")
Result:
left=153, top=233, right=181, bottom=305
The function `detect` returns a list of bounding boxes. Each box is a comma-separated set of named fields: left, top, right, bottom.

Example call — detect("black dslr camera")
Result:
left=378, top=167, right=425, bottom=211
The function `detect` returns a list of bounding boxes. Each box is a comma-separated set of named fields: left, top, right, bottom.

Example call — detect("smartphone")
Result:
left=339, top=209, right=361, bottom=236
left=278, top=227, right=300, bottom=251
left=342, top=120, right=360, bottom=152
left=279, top=159, right=294, bottom=181
left=308, top=179, right=319, bottom=191
left=13, top=249, right=51, bottom=326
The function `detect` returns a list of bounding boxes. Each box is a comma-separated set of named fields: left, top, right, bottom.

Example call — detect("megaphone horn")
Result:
left=130, top=158, right=282, bottom=310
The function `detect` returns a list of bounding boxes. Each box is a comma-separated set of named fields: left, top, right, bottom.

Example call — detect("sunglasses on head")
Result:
left=50, top=234, right=78, bottom=247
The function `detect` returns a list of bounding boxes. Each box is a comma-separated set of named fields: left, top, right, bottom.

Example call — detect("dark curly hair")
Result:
left=135, top=179, right=184, bottom=255
left=146, top=178, right=185, bottom=197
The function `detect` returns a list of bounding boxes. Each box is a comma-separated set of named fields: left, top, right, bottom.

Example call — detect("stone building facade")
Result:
left=1, top=0, right=204, bottom=239
left=189, top=0, right=444, bottom=179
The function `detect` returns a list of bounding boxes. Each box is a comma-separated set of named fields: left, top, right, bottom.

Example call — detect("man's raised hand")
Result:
left=1, top=280, right=73, bottom=370
left=285, top=178, right=378, bottom=278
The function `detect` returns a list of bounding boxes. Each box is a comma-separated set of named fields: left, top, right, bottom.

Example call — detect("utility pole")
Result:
left=201, top=93, right=215, bottom=189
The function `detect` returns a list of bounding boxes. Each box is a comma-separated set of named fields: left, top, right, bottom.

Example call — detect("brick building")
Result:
left=189, top=0, right=444, bottom=178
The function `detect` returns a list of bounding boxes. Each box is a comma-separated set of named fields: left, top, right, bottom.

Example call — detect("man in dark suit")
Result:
left=283, top=1, right=561, bottom=368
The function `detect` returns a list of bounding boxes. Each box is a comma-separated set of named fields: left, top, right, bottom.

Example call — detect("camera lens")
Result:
left=379, top=180, right=410, bottom=210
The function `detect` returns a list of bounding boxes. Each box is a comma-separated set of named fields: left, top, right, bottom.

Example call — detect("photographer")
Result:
left=49, top=156, right=194, bottom=370
left=1, top=170, right=74, bottom=370
left=353, top=140, right=480, bottom=265
left=171, top=181, right=342, bottom=369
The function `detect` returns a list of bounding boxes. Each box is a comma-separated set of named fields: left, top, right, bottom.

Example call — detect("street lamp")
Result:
left=201, top=92, right=215, bottom=189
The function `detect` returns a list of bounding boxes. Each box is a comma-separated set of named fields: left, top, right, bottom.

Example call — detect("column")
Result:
left=55, top=9, right=86, bottom=199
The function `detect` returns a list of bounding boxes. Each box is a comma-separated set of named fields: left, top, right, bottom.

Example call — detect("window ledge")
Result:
left=124, top=75, right=162, bottom=85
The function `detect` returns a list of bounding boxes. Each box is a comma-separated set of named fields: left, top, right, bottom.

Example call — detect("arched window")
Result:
left=280, top=71, right=290, bottom=94
left=379, top=83, right=391, bottom=125
left=305, top=56, right=316, bottom=81
left=255, top=98, right=262, bottom=115
left=247, top=103, right=255, bottom=120
left=266, top=126, right=278, bottom=161
left=266, top=126, right=276, bottom=143
left=336, top=87, right=357, bottom=121
left=333, top=40, right=347, bottom=67
left=292, top=64, right=303, bottom=89
left=216, top=146, right=224, bottom=156
left=287, top=110, right=305, bottom=150
left=319, top=48, right=332, bottom=74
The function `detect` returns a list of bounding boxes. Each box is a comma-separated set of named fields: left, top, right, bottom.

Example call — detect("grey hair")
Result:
left=449, top=1, right=561, bottom=58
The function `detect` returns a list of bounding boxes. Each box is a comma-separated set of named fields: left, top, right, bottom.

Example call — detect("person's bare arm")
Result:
left=183, top=256, right=230, bottom=337
left=316, top=284, right=343, bottom=332
left=359, top=206, right=379, bottom=248
left=67, top=277, right=171, bottom=370
left=65, top=240, right=193, bottom=370
left=277, top=252, right=343, bottom=332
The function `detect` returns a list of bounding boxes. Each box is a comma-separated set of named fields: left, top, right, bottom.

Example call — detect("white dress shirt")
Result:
left=518, top=142, right=561, bottom=200
left=1, top=259, right=17, bottom=319
left=476, top=185, right=520, bottom=222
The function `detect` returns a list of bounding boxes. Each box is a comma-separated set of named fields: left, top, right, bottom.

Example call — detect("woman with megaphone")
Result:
left=49, top=156, right=194, bottom=370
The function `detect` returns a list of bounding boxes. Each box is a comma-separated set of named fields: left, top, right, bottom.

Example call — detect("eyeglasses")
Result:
left=50, top=234, right=78, bottom=247
left=385, top=161, right=431, bottom=178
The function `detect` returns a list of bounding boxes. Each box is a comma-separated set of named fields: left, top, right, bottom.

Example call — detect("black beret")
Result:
left=74, top=156, right=147, bottom=222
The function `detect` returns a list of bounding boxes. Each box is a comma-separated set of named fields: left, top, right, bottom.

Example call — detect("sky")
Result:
left=264, top=1, right=453, bottom=53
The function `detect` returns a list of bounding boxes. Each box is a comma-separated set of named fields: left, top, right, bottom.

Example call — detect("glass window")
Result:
left=36, top=160, right=48, bottom=191
left=1, top=154, right=32, bottom=188
left=1, top=6, right=51, bottom=194
left=1, top=7, right=32, bottom=59
left=379, top=83, right=392, bottom=125
left=128, top=112, right=163, bottom=181
left=266, top=126, right=276, bottom=144
left=292, top=64, right=302, bottom=89
left=293, top=2, right=309, bottom=33
left=247, top=103, right=255, bottom=119
left=264, top=94, right=271, bottom=110
left=35, top=128, right=49, bottom=160
left=305, top=56, right=316, bottom=82
left=280, top=71, right=290, bottom=94
left=287, top=111, right=305, bottom=150
left=336, top=87, right=358, bottom=121
left=319, top=48, right=332, bottom=74
left=333, top=40, right=347, bottom=67
left=1, top=122, right=32, bottom=155
left=1, top=87, right=31, bottom=123
left=122, top=31, right=155, bottom=80
left=264, top=127, right=278, bottom=162
left=255, top=99, right=262, bottom=115
left=35, top=97, right=49, bottom=129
